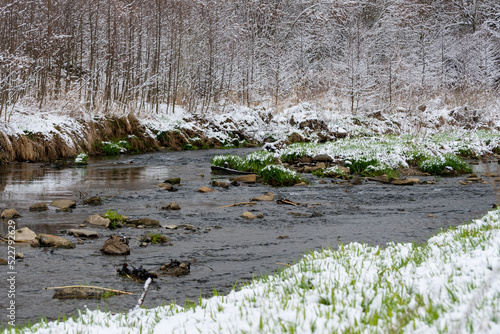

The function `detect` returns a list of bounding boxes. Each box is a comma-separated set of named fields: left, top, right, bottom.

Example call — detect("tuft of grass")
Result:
left=103, top=209, right=126, bottom=229
left=260, top=165, right=303, bottom=187
left=147, top=233, right=168, bottom=244
left=101, top=140, right=131, bottom=156
left=74, top=152, right=88, bottom=165
left=418, top=154, right=472, bottom=175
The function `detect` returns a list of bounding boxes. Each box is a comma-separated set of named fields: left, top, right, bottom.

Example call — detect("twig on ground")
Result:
left=219, top=202, right=257, bottom=208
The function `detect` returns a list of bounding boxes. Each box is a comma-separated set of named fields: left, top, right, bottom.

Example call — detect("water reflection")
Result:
left=0, top=158, right=163, bottom=204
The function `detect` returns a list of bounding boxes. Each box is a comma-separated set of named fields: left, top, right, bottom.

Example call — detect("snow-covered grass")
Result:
left=211, top=150, right=275, bottom=173
left=7, top=209, right=500, bottom=334
left=279, top=131, right=500, bottom=175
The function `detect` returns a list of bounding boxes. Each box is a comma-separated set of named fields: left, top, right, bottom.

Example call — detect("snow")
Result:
left=2, top=102, right=500, bottom=333
left=9, top=209, right=500, bottom=333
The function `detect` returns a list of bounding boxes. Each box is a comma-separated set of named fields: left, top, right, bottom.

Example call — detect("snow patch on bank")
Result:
left=13, top=209, right=500, bottom=333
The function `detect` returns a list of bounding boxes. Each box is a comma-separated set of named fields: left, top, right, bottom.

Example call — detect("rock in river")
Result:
left=34, top=234, right=75, bottom=249
left=251, top=192, right=274, bottom=201
left=68, top=229, right=99, bottom=238
left=29, top=202, right=48, bottom=212
left=392, top=178, right=420, bottom=186
left=84, top=214, right=111, bottom=228
left=158, top=259, right=191, bottom=277
left=83, top=196, right=102, bottom=206
left=1, top=208, right=20, bottom=219
left=101, top=235, right=130, bottom=255
left=198, top=186, right=215, bottom=193
left=230, top=174, right=257, bottom=184
left=50, top=200, right=76, bottom=210
left=161, top=202, right=181, bottom=210
left=129, top=218, right=161, bottom=227
left=15, top=227, right=37, bottom=242
left=241, top=211, right=256, bottom=219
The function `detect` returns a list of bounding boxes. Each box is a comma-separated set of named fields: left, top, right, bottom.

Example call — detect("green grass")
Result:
left=101, top=140, right=131, bottom=156
left=147, top=233, right=168, bottom=244
left=74, top=152, right=88, bottom=165
left=260, top=165, right=303, bottom=187
left=103, top=209, right=126, bottom=229
left=418, top=154, right=472, bottom=175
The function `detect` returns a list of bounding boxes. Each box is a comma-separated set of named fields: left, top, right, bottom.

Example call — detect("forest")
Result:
left=1, top=0, right=500, bottom=118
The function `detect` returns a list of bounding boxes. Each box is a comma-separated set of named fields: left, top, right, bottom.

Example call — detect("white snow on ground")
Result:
left=9, top=209, right=500, bottom=333
left=4, top=102, right=498, bottom=150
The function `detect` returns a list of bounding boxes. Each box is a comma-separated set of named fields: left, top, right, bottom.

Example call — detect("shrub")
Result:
left=260, top=165, right=303, bottom=187
left=419, top=154, right=472, bottom=175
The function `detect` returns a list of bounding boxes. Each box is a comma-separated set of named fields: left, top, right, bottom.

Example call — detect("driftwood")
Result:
left=45, top=285, right=133, bottom=295
left=219, top=202, right=257, bottom=208
left=46, top=285, right=133, bottom=299
left=276, top=199, right=299, bottom=206
left=210, top=166, right=254, bottom=175
left=0, top=237, right=33, bottom=243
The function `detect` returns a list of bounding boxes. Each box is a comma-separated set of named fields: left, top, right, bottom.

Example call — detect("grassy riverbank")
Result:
left=6, top=209, right=500, bottom=333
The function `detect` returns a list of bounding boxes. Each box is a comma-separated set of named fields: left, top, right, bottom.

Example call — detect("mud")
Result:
left=0, top=148, right=498, bottom=326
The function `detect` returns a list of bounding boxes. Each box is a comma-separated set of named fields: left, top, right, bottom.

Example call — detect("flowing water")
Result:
left=0, top=148, right=498, bottom=326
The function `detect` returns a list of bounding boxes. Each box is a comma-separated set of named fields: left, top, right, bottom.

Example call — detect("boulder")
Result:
left=84, top=214, right=110, bottom=228
left=83, top=197, right=102, bottom=206
left=14, top=227, right=37, bottom=242
left=129, top=218, right=161, bottom=227
left=392, top=178, right=420, bottom=186
left=161, top=202, right=181, bottom=210
left=67, top=229, right=99, bottom=238
left=198, top=186, right=215, bottom=193
left=313, top=154, right=333, bottom=163
left=241, top=211, right=256, bottom=219
left=230, top=174, right=257, bottom=183
left=101, top=235, right=130, bottom=255
left=251, top=192, right=274, bottom=201
left=35, top=234, right=75, bottom=249
left=50, top=200, right=76, bottom=210
left=0, top=258, right=7, bottom=265
left=29, top=202, right=48, bottom=212
left=1, top=209, right=20, bottom=219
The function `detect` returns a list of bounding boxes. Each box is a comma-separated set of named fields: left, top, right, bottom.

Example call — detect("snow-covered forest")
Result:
left=2, top=0, right=500, bottom=117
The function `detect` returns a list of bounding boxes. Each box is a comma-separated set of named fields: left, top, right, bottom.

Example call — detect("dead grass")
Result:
left=0, top=115, right=162, bottom=163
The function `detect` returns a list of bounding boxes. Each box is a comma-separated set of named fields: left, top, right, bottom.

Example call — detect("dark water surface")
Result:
left=0, top=148, right=498, bottom=326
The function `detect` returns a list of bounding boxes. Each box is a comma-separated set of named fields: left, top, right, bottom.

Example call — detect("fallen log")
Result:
left=46, top=285, right=133, bottom=299
left=210, top=166, right=255, bottom=175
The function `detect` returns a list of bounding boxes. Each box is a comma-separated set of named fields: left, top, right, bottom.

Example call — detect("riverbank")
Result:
left=6, top=208, right=500, bottom=333
left=1, top=102, right=499, bottom=163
